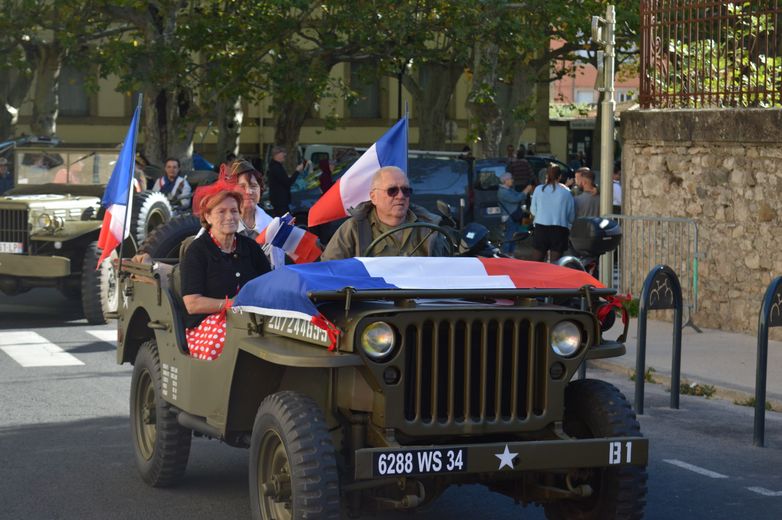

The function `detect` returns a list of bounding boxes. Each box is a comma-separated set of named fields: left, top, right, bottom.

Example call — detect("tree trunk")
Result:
left=274, top=93, right=316, bottom=172
left=532, top=77, right=551, bottom=155
left=30, top=42, right=62, bottom=137
left=498, top=62, right=536, bottom=152
left=408, top=62, right=463, bottom=150
left=142, top=88, right=165, bottom=168
left=215, top=96, right=243, bottom=165
left=0, top=67, right=34, bottom=140
left=141, top=87, right=197, bottom=170
left=467, top=41, right=503, bottom=158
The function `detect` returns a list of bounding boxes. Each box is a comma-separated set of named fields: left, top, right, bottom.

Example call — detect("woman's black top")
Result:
left=181, top=232, right=270, bottom=328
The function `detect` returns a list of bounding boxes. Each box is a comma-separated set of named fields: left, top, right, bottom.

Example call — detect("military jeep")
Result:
left=117, top=239, right=648, bottom=519
left=0, top=146, right=172, bottom=323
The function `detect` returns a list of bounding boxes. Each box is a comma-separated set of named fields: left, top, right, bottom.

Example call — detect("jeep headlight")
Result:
left=550, top=321, right=582, bottom=357
left=34, top=213, right=64, bottom=232
left=360, top=322, right=396, bottom=361
left=37, top=213, right=53, bottom=230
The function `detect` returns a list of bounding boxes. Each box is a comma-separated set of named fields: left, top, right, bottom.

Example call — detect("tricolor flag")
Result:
left=256, top=213, right=321, bottom=264
left=232, top=257, right=603, bottom=349
left=307, top=117, right=407, bottom=227
left=96, top=105, right=141, bottom=267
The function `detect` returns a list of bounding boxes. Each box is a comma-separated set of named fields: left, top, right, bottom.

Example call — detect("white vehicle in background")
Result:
left=0, top=142, right=172, bottom=324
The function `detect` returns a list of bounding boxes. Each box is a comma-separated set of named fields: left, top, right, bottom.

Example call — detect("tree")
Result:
left=0, top=1, right=118, bottom=139
left=95, top=0, right=306, bottom=167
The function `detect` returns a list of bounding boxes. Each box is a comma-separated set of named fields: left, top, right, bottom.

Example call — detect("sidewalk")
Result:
left=591, top=317, right=782, bottom=410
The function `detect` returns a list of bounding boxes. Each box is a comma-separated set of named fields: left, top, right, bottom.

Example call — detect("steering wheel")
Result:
left=362, top=222, right=455, bottom=257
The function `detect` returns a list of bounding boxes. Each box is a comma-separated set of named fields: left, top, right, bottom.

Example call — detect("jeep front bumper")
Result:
left=0, top=253, right=71, bottom=277
left=354, top=436, right=648, bottom=480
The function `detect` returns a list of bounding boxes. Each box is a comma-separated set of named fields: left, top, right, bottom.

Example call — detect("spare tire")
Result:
left=140, top=215, right=202, bottom=260
left=131, top=191, right=173, bottom=245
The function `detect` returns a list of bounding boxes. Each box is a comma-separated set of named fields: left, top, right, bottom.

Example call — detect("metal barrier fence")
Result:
left=640, top=0, right=782, bottom=109
left=608, top=215, right=700, bottom=330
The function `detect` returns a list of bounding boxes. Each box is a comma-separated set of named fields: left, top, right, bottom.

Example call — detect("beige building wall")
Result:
left=16, top=66, right=575, bottom=159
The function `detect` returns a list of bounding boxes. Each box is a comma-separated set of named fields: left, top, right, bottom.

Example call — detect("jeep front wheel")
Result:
left=543, top=379, right=647, bottom=520
left=81, top=241, right=118, bottom=325
left=249, top=391, right=340, bottom=520
left=130, top=339, right=191, bottom=487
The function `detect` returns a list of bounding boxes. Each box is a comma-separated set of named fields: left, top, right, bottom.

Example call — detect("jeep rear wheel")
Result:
left=131, top=191, right=173, bottom=245
left=81, top=241, right=118, bottom=325
left=249, top=391, right=340, bottom=520
left=130, top=339, right=191, bottom=487
left=543, top=379, right=647, bottom=520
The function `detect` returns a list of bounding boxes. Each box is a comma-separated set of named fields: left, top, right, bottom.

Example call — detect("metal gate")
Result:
left=609, top=215, right=699, bottom=327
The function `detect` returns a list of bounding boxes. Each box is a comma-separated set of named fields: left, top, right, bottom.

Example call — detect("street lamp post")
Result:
left=593, top=5, right=616, bottom=287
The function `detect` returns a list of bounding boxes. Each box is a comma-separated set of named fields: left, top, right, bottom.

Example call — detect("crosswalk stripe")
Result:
left=663, top=459, right=728, bottom=479
left=87, top=330, right=117, bottom=343
left=0, top=331, right=84, bottom=367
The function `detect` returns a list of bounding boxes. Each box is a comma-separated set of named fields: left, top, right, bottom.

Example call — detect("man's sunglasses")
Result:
left=376, top=185, right=413, bottom=197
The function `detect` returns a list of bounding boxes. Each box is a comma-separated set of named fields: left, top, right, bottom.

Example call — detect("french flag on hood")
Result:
left=231, top=257, right=603, bottom=350
left=96, top=105, right=140, bottom=267
left=307, top=117, right=407, bottom=227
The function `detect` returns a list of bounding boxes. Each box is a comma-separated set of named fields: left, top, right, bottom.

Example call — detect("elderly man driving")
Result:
left=321, top=166, right=449, bottom=260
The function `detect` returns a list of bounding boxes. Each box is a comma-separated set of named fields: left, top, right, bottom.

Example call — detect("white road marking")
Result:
left=87, top=330, right=117, bottom=343
left=747, top=487, right=782, bottom=497
left=0, top=331, right=84, bottom=367
left=663, top=459, right=728, bottom=479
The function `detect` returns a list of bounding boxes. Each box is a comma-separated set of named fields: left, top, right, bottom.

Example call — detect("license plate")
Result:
left=0, top=242, right=23, bottom=254
left=373, top=448, right=467, bottom=477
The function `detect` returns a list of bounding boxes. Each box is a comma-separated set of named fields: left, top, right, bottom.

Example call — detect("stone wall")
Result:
left=621, top=109, right=782, bottom=335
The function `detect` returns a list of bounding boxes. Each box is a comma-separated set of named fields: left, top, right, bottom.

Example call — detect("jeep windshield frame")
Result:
left=308, top=285, right=614, bottom=313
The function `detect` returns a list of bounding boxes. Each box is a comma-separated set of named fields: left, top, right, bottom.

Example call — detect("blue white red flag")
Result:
left=256, top=213, right=322, bottom=264
left=96, top=105, right=141, bottom=267
left=232, top=257, right=602, bottom=349
left=307, top=117, right=407, bottom=227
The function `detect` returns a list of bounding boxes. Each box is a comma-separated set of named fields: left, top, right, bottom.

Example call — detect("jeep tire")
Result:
left=543, top=379, right=647, bottom=520
left=81, top=241, right=118, bottom=325
left=140, top=215, right=201, bottom=260
left=249, top=391, right=341, bottom=520
left=130, top=339, right=192, bottom=487
left=131, top=191, right=173, bottom=245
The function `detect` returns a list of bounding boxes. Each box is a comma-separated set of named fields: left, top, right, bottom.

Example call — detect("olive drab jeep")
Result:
left=117, top=225, right=648, bottom=520
left=0, top=146, right=172, bottom=324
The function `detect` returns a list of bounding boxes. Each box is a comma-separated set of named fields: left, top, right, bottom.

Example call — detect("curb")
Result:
left=589, top=359, right=782, bottom=413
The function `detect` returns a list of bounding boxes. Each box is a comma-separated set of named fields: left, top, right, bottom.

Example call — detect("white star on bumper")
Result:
left=495, top=444, right=518, bottom=470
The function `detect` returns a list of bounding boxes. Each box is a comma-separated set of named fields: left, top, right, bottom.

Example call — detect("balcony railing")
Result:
left=640, top=0, right=782, bottom=108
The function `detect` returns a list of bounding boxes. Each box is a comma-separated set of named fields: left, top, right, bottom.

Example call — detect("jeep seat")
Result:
left=168, top=235, right=197, bottom=354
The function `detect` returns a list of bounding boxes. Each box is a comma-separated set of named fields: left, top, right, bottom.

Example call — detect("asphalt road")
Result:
left=1, top=289, right=781, bottom=519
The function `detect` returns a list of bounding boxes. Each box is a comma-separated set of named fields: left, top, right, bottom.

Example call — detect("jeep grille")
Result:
left=403, top=318, right=548, bottom=425
left=0, top=208, right=29, bottom=252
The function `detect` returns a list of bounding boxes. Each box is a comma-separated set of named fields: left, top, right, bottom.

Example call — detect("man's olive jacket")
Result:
left=321, top=201, right=450, bottom=260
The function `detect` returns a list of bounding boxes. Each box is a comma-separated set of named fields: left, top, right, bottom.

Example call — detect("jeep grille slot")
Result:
left=403, top=318, right=547, bottom=425
left=0, top=208, right=29, bottom=252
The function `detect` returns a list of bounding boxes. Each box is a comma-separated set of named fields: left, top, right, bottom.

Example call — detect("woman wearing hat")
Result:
left=181, top=183, right=270, bottom=360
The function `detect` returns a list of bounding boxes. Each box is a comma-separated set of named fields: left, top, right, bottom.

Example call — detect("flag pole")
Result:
left=115, top=94, right=143, bottom=279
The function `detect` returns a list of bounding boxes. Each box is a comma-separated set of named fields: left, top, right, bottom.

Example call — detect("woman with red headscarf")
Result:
left=181, top=184, right=270, bottom=360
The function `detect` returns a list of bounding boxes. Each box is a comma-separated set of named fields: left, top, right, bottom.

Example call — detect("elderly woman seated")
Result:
left=180, top=183, right=270, bottom=360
